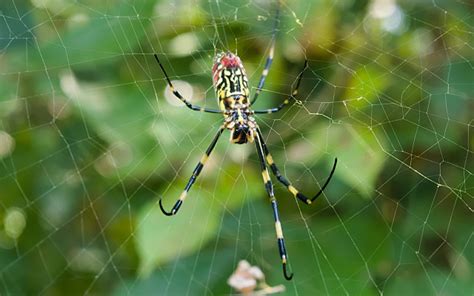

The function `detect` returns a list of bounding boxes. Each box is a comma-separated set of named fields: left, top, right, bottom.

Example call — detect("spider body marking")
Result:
left=153, top=3, right=338, bottom=282
left=213, top=52, right=256, bottom=144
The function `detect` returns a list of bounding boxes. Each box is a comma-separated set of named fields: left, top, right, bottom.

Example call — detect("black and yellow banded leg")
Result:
left=250, top=40, right=274, bottom=106
left=154, top=54, right=223, bottom=114
left=256, top=128, right=337, bottom=205
left=159, top=127, right=224, bottom=216
left=255, top=133, right=294, bottom=281
left=250, top=3, right=279, bottom=106
left=253, top=60, right=308, bottom=114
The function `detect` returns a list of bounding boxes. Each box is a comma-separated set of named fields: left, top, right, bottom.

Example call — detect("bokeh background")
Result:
left=0, top=0, right=472, bottom=295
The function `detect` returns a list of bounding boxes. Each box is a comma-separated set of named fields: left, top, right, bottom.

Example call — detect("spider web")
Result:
left=0, top=0, right=472, bottom=295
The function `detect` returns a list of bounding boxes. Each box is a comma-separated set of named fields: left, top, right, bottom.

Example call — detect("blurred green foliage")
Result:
left=0, top=0, right=472, bottom=295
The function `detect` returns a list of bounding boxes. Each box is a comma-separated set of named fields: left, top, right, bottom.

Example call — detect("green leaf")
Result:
left=210, top=162, right=263, bottom=209
left=0, top=79, right=18, bottom=118
left=303, top=123, right=386, bottom=198
left=384, top=269, right=473, bottom=295
left=134, top=159, right=266, bottom=278
left=135, top=186, right=222, bottom=277
left=343, top=64, right=390, bottom=108
left=7, top=0, right=158, bottom=72
left=113, top=247, right=236, bottom=296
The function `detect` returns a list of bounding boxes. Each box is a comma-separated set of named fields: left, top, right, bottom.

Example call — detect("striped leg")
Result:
left=249, top=38, right=275, bottom=106
left=159, top=127, right=224, bottom=216
left=255, top=132, right=294, bottom=281
left=253, top=60, right=307, bottom=114
left=256, top=128, right=337, bottom=205
left=154, top=54, right=223, bottom=114
left=249, top=3, right=279, bottom=106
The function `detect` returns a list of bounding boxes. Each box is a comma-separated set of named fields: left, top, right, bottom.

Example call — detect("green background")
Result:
left=0, top=0, right=472, bottom=295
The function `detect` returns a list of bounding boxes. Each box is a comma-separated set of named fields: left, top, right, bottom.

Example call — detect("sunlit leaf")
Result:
left=7, top=0, right=159, bottom=72
left=136, top=186, right=221, bottom=277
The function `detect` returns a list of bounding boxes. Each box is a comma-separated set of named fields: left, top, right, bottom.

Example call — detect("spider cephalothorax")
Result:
left=153, top=5, right=337, bottom=281
left=224, top=107, right=257, bottom=144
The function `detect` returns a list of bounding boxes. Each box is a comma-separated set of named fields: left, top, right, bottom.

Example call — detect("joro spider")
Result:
left=154, top=8, right=337, bottom=282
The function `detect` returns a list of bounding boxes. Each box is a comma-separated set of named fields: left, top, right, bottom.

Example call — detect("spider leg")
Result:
left=255, top=131, right=294, bottom=281
left=253, top=60, right=307, bottom=114
left=154, top=54, right=223, bottom=114
left=256, top=128, right=337, bottom=205
left=159, top=126, right=224, bottom=216
left=249, top=6, right=279, bottom=106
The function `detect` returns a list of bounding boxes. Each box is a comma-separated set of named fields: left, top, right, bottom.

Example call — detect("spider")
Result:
left=154, top=6, right=337, bottom=281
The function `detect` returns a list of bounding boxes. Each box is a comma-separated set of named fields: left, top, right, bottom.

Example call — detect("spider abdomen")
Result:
left=212, top=52, right=250, bottom=110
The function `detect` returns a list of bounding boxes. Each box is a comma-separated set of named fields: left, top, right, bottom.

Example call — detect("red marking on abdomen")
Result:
left=221, top=55, right=241, bottom=68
